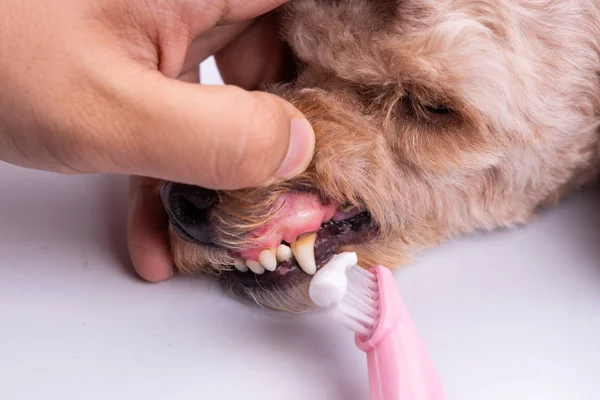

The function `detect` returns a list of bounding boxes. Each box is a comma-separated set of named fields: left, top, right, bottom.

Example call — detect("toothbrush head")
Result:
left=309, top=252, right=380, bottom=337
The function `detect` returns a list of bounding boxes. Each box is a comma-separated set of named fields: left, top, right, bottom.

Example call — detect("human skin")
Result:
left=0, top=0, right=314, bottom=281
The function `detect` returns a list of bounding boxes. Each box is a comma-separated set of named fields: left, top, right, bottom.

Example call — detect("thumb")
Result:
left=98, top=71, right=315, bottom=190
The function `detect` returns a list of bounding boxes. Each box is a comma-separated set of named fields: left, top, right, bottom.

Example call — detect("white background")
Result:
left=1, top=59, right=600, bottom=399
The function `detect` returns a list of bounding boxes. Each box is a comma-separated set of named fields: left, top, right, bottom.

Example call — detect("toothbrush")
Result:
left=309, top=252, right=446, bottom=400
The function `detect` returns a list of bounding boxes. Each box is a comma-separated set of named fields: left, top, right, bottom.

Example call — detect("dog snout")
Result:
left=160, top=182, right=219, bottom=246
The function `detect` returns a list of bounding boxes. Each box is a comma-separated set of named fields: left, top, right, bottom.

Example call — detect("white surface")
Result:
left=1, top=60, right=600, bottom=399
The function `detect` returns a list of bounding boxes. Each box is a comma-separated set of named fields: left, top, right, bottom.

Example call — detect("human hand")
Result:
left=0, top=0, right=314, bottom=281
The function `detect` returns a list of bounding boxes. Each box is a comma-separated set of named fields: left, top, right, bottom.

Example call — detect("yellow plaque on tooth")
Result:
left=294, top=232, right=317, bottom=245
left=291, top=232, right=318, bottom=275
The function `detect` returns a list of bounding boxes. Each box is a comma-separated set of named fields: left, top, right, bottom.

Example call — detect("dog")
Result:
left=159, top=0, right=600, bottom=312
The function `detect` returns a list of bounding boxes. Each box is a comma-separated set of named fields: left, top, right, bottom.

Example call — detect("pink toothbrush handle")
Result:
left=356, top=266, right=446, bottom=400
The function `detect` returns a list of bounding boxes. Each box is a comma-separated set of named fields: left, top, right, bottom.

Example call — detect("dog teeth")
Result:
left=233, top=258, right=248, bottom=272
left=246, top=260, right=265, bottom=275
left=259, top=249, right=277, bottom=272
left=276, top=244, right=293, bottom=262
left=235, top=241, right=313, bottom=275
left=291, top=233, right=317, bottom=275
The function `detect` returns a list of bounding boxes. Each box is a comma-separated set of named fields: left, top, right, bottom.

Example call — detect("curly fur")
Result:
left=164, top=0, right=600, bottom=312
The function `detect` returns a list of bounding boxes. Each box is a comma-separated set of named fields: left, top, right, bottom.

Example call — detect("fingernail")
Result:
left=276, top=118, right=315, bottom=179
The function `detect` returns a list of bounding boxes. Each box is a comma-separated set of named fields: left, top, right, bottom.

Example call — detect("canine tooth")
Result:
left=246, top=260, right=265, bottom=275
left=259, top=249, right=277, bottom=271
left=233, top=259, right=248, bottom=272
left=291, top=233, right=317, bottom=275
left=276, top=244, right=293, bottom=262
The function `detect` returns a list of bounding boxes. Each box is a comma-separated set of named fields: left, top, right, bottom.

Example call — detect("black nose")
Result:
left=160, top=182, right=220, bottom=246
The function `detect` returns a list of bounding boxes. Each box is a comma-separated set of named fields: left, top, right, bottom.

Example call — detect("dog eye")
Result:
left=424, top=104, right=452, bottom=115
left=401, top=94, right=456, bottom=123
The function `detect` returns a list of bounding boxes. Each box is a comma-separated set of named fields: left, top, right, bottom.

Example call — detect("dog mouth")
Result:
left=160, top=184, right=379, bottom=288
left=223, top=209, right=379, bottom=288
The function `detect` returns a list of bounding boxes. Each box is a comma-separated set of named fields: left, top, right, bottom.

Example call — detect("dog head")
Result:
left=160, top=0, right=600, bottom=312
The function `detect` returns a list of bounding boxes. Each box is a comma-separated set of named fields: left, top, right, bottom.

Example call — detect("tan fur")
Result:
left=164, top=0, right=600, bottom=312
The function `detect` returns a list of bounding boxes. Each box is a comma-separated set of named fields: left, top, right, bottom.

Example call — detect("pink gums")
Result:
left=237, top=192, right=338, bottom=261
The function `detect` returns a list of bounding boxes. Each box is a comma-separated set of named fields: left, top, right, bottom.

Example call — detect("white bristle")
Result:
left=338, top=301, right=378, bottom=327
left=344, top=291, right=378, bottom=316
left=349, top=264, right=376, bottom=279
left=337, top=312, right=372, bottom=336
left=309, top=252, right=380, bottom=337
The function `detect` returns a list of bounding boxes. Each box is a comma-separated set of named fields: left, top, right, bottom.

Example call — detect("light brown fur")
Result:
left=166, top=0, right=600, bottom=312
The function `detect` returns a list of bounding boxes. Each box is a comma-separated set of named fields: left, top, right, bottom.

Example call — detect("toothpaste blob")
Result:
left=309, top=252, right=358, bottom=308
